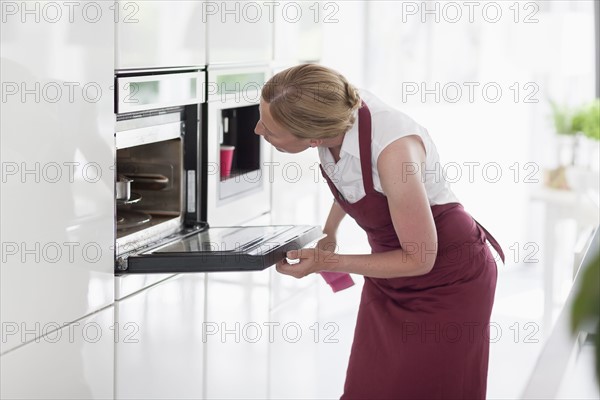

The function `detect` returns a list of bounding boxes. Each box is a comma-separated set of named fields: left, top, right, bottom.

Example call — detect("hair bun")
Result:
left=345, top=83, right=361, bottom=111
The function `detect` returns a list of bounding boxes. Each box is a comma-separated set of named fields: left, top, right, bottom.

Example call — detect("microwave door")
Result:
left=119, top=225, right=323, bottom=274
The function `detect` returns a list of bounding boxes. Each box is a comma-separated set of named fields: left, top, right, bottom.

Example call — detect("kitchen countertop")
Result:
left=521, top=227, right=599, bottom=399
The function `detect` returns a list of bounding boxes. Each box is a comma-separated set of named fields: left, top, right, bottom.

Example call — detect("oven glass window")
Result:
left=216, top=72, right=266, bottom=95
left=153, top=226, right=294, bottom=253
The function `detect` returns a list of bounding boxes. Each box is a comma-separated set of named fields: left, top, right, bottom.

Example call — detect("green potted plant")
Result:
left=550, top=100, right=584, bottom=167
left=581, top=99, right=600, bottom=142
left=548, top=99, right=600, bottom=190
left=551, top=101, right=579, bottom=135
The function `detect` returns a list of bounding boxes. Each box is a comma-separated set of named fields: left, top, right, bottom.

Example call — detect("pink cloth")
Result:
left=320, top=271, right=355, bottom=292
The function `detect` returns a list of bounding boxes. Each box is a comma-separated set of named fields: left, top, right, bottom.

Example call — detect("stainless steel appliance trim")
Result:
left=115, top=66, right=205, bottom=74
left=206, top=61, right=272, bottom=71
left=246, top=226, right=325, bottom=256
left=116, top=71, right=205, bottom=114
left=115, top=121, right=182, bottom=149
left=116, top=111, right=182, bottom=132
left=120, top=225, right=323, bottom=273
left=219, top=175, right=264, bottom=201
left=187, top=170, right=196, bottom=213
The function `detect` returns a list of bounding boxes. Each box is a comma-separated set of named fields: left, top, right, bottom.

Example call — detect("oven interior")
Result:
left=114, top=104, right=196, bottom=257
left=116, top=138, right=183, bottom=235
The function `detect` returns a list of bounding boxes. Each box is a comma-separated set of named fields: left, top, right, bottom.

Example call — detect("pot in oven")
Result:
left=116, top=174, right=133, bottom=201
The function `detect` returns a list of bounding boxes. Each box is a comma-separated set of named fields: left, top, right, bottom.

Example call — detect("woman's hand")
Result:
left=275, top=247, right=340, bottom=279
left=276, top=200, right=345, bottom=279
left=316, top=233, right=338, bottom=253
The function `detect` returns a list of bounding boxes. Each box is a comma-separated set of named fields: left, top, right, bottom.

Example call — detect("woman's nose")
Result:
left=254, top=122, right=263, bottom=136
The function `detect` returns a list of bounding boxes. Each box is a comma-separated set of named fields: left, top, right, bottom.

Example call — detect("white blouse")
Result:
left=318, top=89, right=459, bottom=206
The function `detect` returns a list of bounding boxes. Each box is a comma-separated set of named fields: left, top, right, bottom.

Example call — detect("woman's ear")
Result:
left=309, top=139, right=323, bottom=148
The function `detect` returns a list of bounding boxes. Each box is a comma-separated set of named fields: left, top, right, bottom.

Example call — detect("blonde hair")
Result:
left=261, top=64, right=361, bottom=139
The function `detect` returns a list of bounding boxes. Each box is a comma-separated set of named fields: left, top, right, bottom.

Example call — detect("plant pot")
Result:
left=575, top=135, right=600, bottom=172
left=556, top=134, right=576, bottom=167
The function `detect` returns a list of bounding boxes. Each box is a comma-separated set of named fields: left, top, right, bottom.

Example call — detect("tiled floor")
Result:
left=488, top=263, right=547, bottom=399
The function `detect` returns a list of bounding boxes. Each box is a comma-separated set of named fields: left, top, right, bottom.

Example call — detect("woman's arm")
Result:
left=315, top=200, right=346, bottom=253
left=320, top=200, right=346, bottom=242
left=277, top=135, right=438, bottom=279
left=323, top=200, right=346, bottom=235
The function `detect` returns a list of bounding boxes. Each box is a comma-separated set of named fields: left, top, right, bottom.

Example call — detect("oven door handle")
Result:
left=116, top=71, right=205, bottom=114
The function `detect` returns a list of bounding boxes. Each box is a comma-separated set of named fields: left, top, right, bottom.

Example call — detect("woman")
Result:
left=255, top=64, right=504, bottom=399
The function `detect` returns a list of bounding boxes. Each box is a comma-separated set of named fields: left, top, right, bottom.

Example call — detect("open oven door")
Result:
left=116, top=225, right=323, bottom=274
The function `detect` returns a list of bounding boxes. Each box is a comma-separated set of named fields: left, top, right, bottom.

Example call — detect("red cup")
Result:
left=220, top=145, right=235, bottom=178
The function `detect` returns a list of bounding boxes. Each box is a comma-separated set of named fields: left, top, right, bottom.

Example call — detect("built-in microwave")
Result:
left=206, top=65, right=273, bottom=226
left=113, top=68, right=321, bottom=274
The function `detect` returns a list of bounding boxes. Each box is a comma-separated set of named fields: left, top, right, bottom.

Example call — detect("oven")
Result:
left=114, top=69, right=321, bottom=274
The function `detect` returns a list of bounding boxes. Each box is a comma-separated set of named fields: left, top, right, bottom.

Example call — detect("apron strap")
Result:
left=473, top=218, right=506, bottom=264
left=358, top=101, right=376, bottom=195
left=319, top=164, right=347, bottom=203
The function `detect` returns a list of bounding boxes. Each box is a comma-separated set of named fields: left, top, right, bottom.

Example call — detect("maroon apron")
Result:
left=320, top=103, right=504, bottom=400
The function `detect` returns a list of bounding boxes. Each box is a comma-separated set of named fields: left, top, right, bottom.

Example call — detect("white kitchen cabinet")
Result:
left=273, top=0, right=325, bottom=65
left=314, top=275, right=362, bottom=399
left=269, top=145, right=325, bottom=305
left=269, top=283, right=320, bottom=398
left=114, top=273, right=176, bottom=301
left=1, top=1, right=115, bottom=354
left=320, top=0, right=367, bottom=88
left=269, top=147, right=323, bottom=226
left=114, top=274, right=206, bottom=399
left=115, top=1, right=206, bottom=70
left=204, top=269, right=270, bottom=399
left=269, top=263, right=359, bottom=399
left=206, top=0, right=272, bottom=65
left=0, top=306, right=114, bottom=399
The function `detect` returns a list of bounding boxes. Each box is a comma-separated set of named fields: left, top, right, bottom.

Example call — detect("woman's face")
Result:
left=255, top=99, right=314, bottom=154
